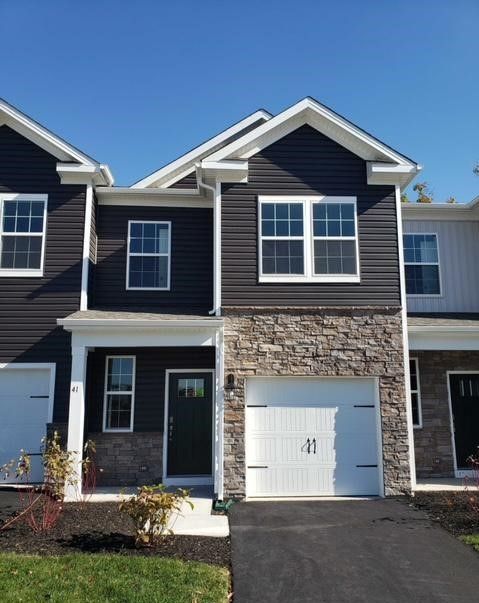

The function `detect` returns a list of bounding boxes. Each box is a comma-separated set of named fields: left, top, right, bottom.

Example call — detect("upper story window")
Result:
left=127, top=221, right=171, bottom=290
left=0, top=194, right=47, bottom=277
left=259, top=196, right=359, bottom=283
left=403, top=233, right=440, bottom=296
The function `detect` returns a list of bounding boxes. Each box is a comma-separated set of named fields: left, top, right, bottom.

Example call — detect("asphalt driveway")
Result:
left=229, top=498, right=479, bottom=603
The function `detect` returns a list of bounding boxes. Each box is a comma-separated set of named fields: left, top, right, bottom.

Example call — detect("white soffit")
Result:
left=402, top=195, right=479, bottom=221
left=132, top=109, right=272, bottom=189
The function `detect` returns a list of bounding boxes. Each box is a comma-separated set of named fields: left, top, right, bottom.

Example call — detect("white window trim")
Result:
left=258, top=195, right=360, bottom=283
left=404, top=232, right=442, bottom=298
left=0, top=193, right=48, bottom=277
left=126, top=220, right=171, bottom=291
left=102, top=355, right=136, bottom=433
left=410, top=357, right=423, bottom=429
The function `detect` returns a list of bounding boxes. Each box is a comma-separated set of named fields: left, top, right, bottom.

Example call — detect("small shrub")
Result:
left=119, top=484, right=193, bottom=546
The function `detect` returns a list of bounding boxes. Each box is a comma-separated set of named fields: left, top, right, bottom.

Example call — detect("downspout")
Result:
left=196, top=163, right=221, bottom=316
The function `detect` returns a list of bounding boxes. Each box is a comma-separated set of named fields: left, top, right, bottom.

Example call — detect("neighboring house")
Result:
left=4, top=95, right=462, bottom=501
left=404, top=199, right=479, bottom=480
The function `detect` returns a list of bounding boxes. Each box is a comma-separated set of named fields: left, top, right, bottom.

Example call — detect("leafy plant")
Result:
left=119, top=484, right=193, bottom=546
left=413, top=182, right=434, bottom=203
left=464, top=448, right=479, bottom=515
left=400, top=193, right=410, bottom=203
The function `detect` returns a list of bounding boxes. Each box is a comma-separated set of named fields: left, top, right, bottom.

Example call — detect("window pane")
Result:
left=262, top=220, right=275, bottom=236
left=0, top=235, right=42, bottom=269
left=106, top=394, right=132, bottom=429
left=107, top=357, right=134, bottom=392
left=411, top=393, right=419, bottom=426
left=261, top=203, right=275, bottom=220
left=128, top=221, right=170, bottom=289
left=262, top=240, right=304, bottom=275
left=341, top=220, right=355, bottom=237
left=403, top=234, right=438, bottom=265
left=276, top=204, right=288, bottom=220
left=340, top=204, right=354, bottom=220
left=2, top=200, right=44, bottom=235
left=178, top=378, right=205, bottom=398
left=261, top=203, right=303, bottom=238
left=405, top=264, right=440, bottom=295
left=313, top=203, right=356, bottom=238
left=327, top=220, right=341, bottom=236
left=276, top=220, right=289, bottom=236
left=314, top=240, right=357, bottom=275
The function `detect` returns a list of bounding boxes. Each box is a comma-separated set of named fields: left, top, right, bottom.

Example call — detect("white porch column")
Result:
left=214, top=327, right=225, bottom=500
left=65, top=345, right=88, bottom=500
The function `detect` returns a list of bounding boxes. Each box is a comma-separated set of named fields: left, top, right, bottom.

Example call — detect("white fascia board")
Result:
left=96, top=186, right=211, bottom=207
left=56, top=163, right=113, bottom=186
left=402, top=196, right=479, bottom=220
left=57, top=318, right=224, bottom=329
left=131, top=109, right=272, bottom=189
left=201, top=160, right=248, bottom=183
left=204, top=97, right=418, bottom=168
left=0, top=98, right=97, bottom=166
left=367, top=162, right=421, bottom=187
left=408, top=328, right=479, bottom=351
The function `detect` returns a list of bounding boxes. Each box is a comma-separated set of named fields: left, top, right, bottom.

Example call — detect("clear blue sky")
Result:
left=2, top=0, right=478, bottom=201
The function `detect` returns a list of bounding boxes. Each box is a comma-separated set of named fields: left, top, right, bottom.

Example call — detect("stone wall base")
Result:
left=222, top=307, right=411, bottom=499
left=88, top=432, right=163, bottom=486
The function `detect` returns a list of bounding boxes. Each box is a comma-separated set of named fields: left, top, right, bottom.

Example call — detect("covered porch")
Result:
left=57, top=311, right=225, bottom=501
left=408, top=315, right=479, bottom=481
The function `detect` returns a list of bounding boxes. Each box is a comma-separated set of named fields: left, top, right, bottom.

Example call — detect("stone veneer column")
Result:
left=222, top=307, right=411, bottom=498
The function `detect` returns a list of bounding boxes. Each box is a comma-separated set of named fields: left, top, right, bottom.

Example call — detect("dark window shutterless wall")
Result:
left=85, top=347, right=215, bottom=432
left=93, top=205, right=213, bottom=313
left=221, top=124, right=400, bottom=307
left=0, top=126, right=86, bottom=423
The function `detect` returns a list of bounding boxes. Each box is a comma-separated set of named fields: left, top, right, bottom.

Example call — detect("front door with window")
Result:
left=167, top=372, right=213, bottom=477
left=449, top=374, right=479, bottom=469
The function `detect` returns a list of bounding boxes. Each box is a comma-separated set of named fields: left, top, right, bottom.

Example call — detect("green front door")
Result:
left=167, top=372, right=213, bottom=476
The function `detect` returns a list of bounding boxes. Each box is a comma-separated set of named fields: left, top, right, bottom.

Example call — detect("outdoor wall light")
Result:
left=225, top=373, right=236, bottom=400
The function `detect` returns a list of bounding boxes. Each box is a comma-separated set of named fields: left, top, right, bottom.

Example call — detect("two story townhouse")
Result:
left=3, top=96, right=471, bottom=502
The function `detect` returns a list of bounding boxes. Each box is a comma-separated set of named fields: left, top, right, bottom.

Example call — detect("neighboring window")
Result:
left=312, top=201, right=357, bottom=275
left=127, top=221, right=171, bottom=290
left=259, top=196, right=359, bottom=283
left=409, top=358, right=422, bottom=428
left=403, top=234, right=440, bottom=295
left=103, top=356, right=135, bottom=432
left=178, top=378, right=205, bottom=398
left=0, top=194, right=47, bottom=276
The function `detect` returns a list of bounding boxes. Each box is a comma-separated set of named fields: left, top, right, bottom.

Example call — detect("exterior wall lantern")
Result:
left=225, top=373, right=236, bottom=400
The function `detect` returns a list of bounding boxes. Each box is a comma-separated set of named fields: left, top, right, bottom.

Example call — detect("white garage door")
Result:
left=245, top=377, right=381, bottom=497
left=0, top=367, right=52, bottom=483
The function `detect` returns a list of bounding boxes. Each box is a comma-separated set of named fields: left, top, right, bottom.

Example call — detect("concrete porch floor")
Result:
left=414, top=478, right=479, bottom=492
left=86, top=485, right=229, bottom=538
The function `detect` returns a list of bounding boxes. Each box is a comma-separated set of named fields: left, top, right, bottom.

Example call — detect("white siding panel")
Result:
left=404, top=220, right=479, bottom=313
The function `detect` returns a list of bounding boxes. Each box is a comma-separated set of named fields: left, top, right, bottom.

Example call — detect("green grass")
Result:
left=0, top=553, right=229, bottom=603
left=461, top=534, right=479, bottom=552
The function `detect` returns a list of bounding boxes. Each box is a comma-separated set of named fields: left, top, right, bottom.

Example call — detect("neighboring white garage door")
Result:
left=0, top=366, right=53, bottom=483
left=245, top=377, right=381, bottom=497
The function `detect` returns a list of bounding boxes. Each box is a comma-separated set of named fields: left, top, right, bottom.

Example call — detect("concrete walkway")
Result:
left=230, top=498, right=479, bottom=603
left=89, top=486, right=229, bottom=537
left=415, top=477, right=479, bottom=491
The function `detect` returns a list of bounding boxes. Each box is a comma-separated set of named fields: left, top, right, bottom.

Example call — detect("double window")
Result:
left=409, top=358, right=422, bottom=428
left=403, top=234, right=440, bottom=296
left=259, top=196, right=359, bottom=283
left=127, top=221, right=171, bottom=290
left=0, top=194, right=47, bottom=276
left=103, top=356, right=136, bottom=432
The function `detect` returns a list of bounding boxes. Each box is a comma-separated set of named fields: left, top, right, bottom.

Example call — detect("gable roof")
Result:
left=203, top=97, right=418, bottom=171
left=0, top=98, right=113, bottom=185
left=132, top=109, right=272, bottom=189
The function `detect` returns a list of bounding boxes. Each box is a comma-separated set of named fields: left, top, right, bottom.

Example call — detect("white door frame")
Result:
left=163, top=368, right=215, bottom=487
left=446, top=370, right=479, bottom=478
left=244, top=375, right=384, bottom=498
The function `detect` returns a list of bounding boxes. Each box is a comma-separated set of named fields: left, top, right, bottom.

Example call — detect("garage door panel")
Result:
left=0, top=368, right=51, bottom=484
left=246, top=377, right=381, bottom=497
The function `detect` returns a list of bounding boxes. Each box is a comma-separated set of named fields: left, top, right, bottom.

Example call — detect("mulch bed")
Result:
left=0, top=501, right=230, bottom=566
left=410, top=491, right=479, bottom=536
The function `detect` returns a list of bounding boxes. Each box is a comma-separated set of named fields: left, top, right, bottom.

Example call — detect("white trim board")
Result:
left=132, top=109, right=271, bottom=189
left=162, top=369, right=216, bottom=486
left=203, top=98, right=419, bottom=187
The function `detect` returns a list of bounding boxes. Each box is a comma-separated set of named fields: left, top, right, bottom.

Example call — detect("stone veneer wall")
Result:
left=88, top=432, right=163, bottom=486
left=223, top=307, right=410, bottom=498
left=413, top=351, right=479, bottom=477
